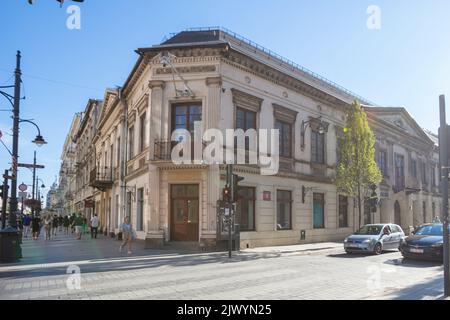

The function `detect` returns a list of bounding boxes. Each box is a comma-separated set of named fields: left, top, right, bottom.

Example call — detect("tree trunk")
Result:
left=357, top=182, right=362, bottom=229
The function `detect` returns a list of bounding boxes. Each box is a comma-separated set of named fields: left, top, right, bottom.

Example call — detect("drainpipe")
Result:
left=118, top=87, right=128, bottom=227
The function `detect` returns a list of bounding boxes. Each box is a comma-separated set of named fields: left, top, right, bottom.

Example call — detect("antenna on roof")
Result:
left=152, top=51, right=195, bottom=98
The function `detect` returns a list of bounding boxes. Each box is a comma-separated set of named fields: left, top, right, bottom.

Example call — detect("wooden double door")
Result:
left=170, top=184, right=199, bottom=241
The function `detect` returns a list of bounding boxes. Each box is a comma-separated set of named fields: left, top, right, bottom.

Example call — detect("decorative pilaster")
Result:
left=148, top=80, right=165, bottom=160
left=205, top=77, right=222, bottom=130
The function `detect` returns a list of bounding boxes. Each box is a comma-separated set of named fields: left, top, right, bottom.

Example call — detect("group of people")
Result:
left=21, top=212, right=136, bottom=254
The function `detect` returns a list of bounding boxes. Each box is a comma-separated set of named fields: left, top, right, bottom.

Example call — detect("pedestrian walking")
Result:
left=90, top=214, right=99, bottom=239
left=82, top=217, right=88, bottom=234
left=119, top=216, right=135, bottom=254
left=43, top=214, right=52, bottom=240
left=52, top=215, right=59, bottom=236
left=63, top=215, right=70, bottom=234
left=73, top=213, right=84, bottom=240
left=31, top=214, right=41, bottom=240
left=69, top=213, right=76, bottom=234
left=22, top=214, right=31, bottom=238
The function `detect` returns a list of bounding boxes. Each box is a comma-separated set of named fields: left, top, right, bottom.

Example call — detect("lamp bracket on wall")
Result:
left=152, top=51, right=195, bottom=98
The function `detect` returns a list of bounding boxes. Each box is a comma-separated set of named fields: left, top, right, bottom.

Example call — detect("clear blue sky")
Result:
left=1, top=0, right=450, bottom=201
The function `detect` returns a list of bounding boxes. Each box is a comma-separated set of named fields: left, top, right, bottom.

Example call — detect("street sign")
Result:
left=18, top=163, right=45, bottom=169
left=18, top=191, right=27, bottom=199
left=18, top=183, right=27, bottom=192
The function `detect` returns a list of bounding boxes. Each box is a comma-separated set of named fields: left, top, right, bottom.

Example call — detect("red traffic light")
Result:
left=223, top=187, right=231, bottom=202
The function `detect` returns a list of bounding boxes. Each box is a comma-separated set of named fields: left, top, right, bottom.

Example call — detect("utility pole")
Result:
left=31, top=151, right=36, bottom=216
left=9, top=51, right=22, bottom=229
left=226, top=164, right=233, bottom=258
left=439, top=95, right=450, bottom=297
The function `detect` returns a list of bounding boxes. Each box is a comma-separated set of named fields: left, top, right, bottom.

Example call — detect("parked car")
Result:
left=344, top=224, right=405, bottom=255
left=399, top=223, right=449, bottom=261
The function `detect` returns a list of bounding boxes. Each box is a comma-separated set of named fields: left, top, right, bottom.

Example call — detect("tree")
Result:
left=336, top=100, right=382, bottom=229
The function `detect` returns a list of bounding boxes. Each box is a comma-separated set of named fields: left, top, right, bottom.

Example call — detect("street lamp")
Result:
left=300, top=116, right=327, bottom=151
left=19, top=119, right=47, bottom=146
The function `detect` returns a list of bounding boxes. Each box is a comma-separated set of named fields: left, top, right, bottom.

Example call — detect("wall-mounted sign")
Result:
left=263, top=191, right=271, bottom=201
left=84, top=200, right=94, bottom=208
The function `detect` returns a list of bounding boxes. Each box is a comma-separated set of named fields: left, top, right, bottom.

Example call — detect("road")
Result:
left=0, top=232, right=446, bottom=300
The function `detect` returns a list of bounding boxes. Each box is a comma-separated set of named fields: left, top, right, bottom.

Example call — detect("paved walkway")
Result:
left=0, top=231, right=448, bottom=300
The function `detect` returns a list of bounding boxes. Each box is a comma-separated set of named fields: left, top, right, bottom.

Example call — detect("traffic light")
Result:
left=223, top=187, right=231, bottom=203
left=0, top=185, right=9, bottom=201
left=232, top=174, right=245, bottom=203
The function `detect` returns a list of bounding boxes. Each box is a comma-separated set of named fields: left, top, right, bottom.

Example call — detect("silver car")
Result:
left=344, top=224, right=405, bottom=255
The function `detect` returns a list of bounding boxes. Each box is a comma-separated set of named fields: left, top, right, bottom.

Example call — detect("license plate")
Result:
left=347, top=243, right=359, bottom=248
left=410, top=248, right=424, bottom=254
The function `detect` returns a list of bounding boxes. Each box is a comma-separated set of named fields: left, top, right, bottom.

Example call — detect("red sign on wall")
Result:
left=263, top=191, right=271, bottom=201
left=84, top=200, right=94, bottom=208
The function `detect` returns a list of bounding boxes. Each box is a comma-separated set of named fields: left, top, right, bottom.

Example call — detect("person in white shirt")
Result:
left=90, top=214, right=99, bottom=239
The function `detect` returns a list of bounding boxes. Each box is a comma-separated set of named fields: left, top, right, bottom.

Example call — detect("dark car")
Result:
left=399, top=223, right=449, bottom=261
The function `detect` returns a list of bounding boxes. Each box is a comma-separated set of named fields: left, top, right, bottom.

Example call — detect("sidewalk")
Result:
left=241, top=242, right=343, bottom=255
left=2, top=232, right=344, bottom=269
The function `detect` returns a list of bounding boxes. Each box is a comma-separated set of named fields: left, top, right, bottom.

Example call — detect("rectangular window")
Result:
left=126, top=191, right=132, bottom=218
left=116, top=137, right=121, bottom=168
left=128, top=126, right=134, bottom=160
left=236, top=107, right=256, bottom=131
left=237, top=187, right=256, bottom=231
left=171, top=103, right=202, bottom=136
left=311, top=130, right=325, bottom=164
left=421, top=161, right=427, bottom=185
left=423, top=201, right=427, bottom=223
left=336, top=135, right=343, bottom=164
left=431, top=166, right=436, bottom=186
left=338, top=195, right=348, bottom=228
left=115, top=194, right=119, bottom=228
left=277, top=190, right=292, bottom=230
left=411, top=159, right=417, bottom=178
left=394, top=154, right=405, bottom=190
left=432, top=202, right=436, bottom=219
left=378, top=150, right=388, bottom=176
left=136, top=188, right=144, bottom=231
left=139, top=112, right=146, bottom=152
left=313, top=193, right=325, bottom=229
left=275, top=120, right=292, bottom=158
left=236, top=107, right=257, bottom=153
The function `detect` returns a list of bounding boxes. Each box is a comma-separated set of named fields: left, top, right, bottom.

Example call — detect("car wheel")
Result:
left=345, top=250, right=352, bottom=255
left=373, top=243, right=382, bottom=255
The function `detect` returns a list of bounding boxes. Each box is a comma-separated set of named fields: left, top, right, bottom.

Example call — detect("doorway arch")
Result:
left=394, top=201, right=401, bottom=226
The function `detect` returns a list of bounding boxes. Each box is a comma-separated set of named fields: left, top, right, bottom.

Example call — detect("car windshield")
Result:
left=414, top=224, right=449, bottom=236
left=355, top=225, right=382, bottom=235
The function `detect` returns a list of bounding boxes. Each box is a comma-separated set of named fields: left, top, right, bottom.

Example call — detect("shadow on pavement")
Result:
left=383, top=257, right=443, bottom=269
left=386, top=274, right=444, bottom=300
left=0, top=250, right=282, bottom=280
left=326, top=250, right=399, bottom=259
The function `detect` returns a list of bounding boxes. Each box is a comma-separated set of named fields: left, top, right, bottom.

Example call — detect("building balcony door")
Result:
left=170, top=184, right=199, bottom=241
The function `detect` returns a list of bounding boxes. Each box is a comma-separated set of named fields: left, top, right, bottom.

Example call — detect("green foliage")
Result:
left=336, top=101, right=381, bottom=209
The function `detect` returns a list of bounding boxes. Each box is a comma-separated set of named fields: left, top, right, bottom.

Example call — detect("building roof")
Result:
left=424, top=129, right=439, bottom=147
left=134, top=27, right=373, bottom=105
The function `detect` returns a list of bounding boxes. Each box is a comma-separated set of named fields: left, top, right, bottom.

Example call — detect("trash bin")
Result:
left=0, top=227, right=22, bottom=263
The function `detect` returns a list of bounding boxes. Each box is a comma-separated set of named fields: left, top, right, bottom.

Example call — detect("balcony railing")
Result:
left=393, top=177, right=405, bottom=193
left=89, top=167, right=114, bottom=191
left=153, top=140, right=206, bottom=162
